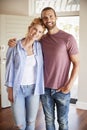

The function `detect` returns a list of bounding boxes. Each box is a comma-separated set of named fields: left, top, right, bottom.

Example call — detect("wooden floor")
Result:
left=0, top=101, right=87, bottom=130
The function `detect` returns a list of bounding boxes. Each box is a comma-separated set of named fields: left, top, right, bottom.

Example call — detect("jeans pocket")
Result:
left=60, top=91, right=70, bottom=95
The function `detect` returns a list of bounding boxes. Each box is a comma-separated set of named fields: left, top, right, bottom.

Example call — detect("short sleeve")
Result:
left=67, top=35, right=79, bottom=55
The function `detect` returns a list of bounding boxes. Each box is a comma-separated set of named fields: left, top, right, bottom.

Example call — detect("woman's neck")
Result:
left=22, top=38, right=34, bottom=55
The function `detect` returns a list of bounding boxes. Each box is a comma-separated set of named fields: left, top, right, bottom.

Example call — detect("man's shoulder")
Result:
left=40, top=33, right=48, bottom=43
left=60, top=30, right=73, bottom=37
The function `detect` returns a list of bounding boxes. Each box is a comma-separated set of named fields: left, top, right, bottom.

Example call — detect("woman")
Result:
left=5, top=17, right=46, bottom=130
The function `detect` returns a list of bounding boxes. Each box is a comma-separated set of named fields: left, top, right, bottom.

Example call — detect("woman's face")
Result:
left=28, top=24, right=44, bottom=40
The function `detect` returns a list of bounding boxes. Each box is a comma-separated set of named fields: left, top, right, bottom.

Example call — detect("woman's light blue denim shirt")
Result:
left=5, top=39, right=44, bottom=99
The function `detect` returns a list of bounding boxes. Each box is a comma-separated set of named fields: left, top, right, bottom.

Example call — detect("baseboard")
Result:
left=76, top=101, right=87, bottom=110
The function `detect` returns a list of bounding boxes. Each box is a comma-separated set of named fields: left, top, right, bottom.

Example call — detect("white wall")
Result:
left=76, top=0, right=87, bottom=110
left=0, top=0, right=28, bottom=16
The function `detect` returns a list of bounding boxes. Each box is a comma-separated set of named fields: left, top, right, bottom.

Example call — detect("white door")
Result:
left=0, top=45, right=11, bottom=108
left=0, top=15, right=33, bottom=108
left=0, top=15, right=10, bottom=108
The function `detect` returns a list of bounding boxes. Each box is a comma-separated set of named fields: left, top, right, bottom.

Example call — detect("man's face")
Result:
left=41, top=9, right=56, bottom=30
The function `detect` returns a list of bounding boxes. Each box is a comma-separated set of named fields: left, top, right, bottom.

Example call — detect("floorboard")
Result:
left=0, top=101, right=87, bottom=130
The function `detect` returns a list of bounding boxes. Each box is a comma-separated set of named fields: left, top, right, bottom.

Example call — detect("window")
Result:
left=35, top=0, right=80, bottom=15
left=28, top=0, right=80, bottom=16
left=57, top=16, right=79, bottom=47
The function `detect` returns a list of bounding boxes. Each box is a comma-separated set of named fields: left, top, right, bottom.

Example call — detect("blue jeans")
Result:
left=40, top=88, right=70, bottom=130
left=12, top=85, right=40, bottom=130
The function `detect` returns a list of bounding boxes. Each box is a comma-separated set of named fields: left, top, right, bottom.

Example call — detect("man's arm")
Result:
left=8, top=38, right=17, bottom=47
left=58, top=53, right=80, bottom=94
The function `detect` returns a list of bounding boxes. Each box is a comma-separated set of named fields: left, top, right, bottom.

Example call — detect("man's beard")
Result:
left=45, top=22, right=56, bottom=30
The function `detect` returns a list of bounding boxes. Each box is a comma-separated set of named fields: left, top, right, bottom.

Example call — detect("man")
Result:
left=40, top=7, right=79, bottom=130
left=8, top=7, right=79, bottom=130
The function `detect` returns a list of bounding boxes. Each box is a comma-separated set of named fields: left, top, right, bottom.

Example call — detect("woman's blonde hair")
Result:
left=28, top=17, right=46, bottom=32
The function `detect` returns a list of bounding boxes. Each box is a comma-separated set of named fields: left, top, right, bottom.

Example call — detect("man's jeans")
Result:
left=12, top=85, right=39, bottom=130
left=40, top=88, right=70, bottom=130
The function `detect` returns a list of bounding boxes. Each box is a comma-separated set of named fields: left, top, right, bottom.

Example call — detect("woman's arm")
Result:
left=5, top=47, right=14, bottom=89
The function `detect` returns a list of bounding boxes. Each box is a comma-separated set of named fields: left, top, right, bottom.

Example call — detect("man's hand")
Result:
left=56, top=82, right=71, bottom=94
left=8, top=38, right=17, bottom=47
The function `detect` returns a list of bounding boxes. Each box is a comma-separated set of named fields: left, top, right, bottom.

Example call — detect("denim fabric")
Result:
left=12, top=85, right=40, bottom=130
left=40, top=88, right=70, bottom=130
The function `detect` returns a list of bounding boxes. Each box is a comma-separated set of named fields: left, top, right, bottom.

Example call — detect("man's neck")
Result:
left=48, top=26, right=59, bottom=34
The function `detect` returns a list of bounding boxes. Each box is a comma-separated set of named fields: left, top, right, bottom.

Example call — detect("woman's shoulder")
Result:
left=34, top=40, right=41, bottom=47
left=33, top=41, right=42, bottom=54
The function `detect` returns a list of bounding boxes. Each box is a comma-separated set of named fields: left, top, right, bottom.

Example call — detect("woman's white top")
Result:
left=21, top=54, right=36, bottom=85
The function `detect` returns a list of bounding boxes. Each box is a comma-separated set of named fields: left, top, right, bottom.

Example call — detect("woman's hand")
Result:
left=7, top=87, right=14, bottom=103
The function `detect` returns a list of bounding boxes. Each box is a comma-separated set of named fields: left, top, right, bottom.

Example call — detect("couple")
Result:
left=5, top=7, right=79, bottom=130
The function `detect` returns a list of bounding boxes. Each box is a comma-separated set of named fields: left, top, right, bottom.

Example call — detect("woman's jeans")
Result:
left=40, top=88, right=70, bottom=130
left=12, top=85, right=40, bottom=130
